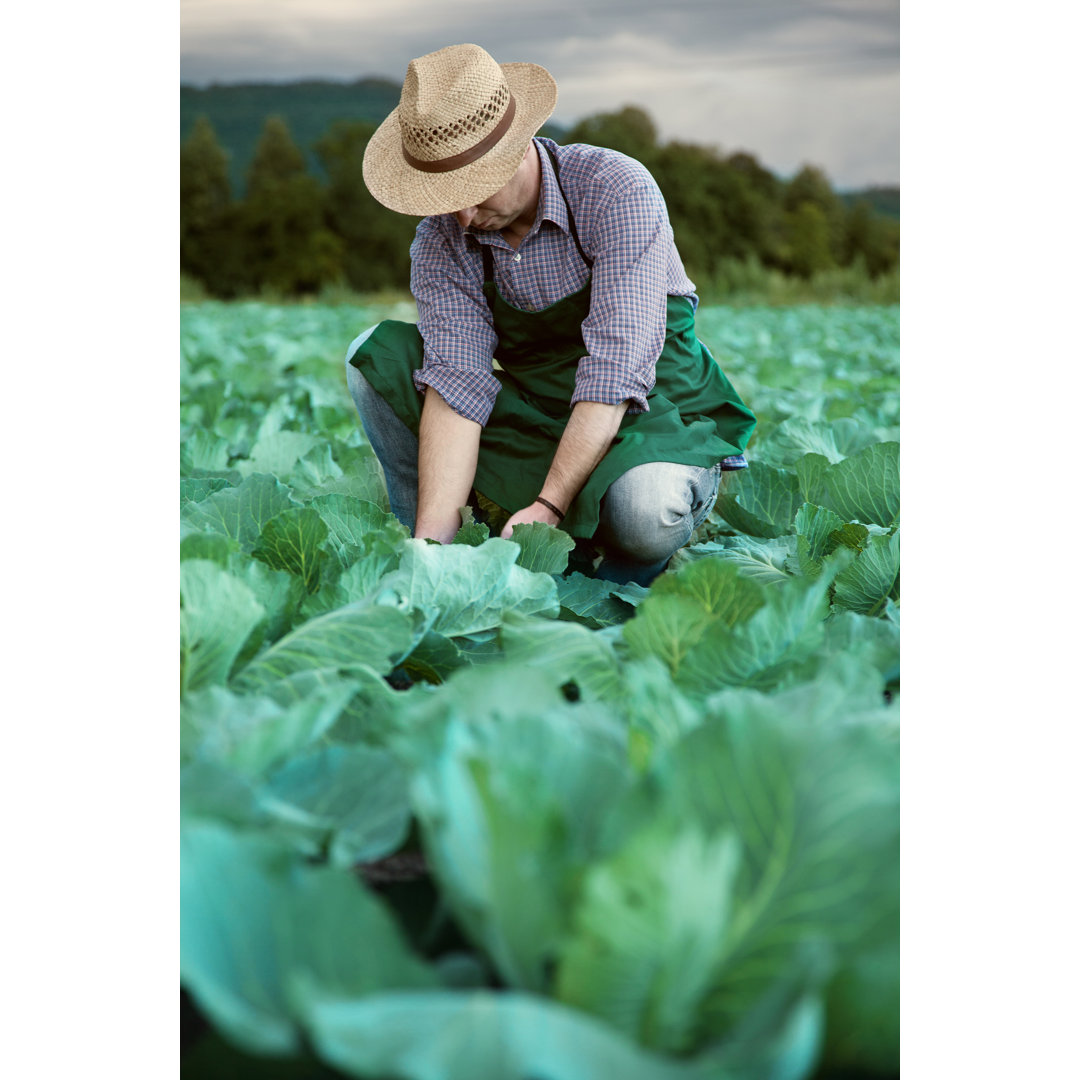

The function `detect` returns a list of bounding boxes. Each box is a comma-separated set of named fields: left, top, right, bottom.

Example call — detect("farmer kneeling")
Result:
left=346, top=43, right=755, bottom=586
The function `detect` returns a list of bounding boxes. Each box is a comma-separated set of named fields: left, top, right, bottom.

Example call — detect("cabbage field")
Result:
left=179, top=300, right=900, bottom=1079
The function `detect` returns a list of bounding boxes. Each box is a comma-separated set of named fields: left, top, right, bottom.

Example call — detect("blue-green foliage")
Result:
left=180, top=301, right=900, bottom=1079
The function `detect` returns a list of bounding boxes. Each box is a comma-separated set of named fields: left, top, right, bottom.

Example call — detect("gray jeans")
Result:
left=345, top=329, right=721, bottom=586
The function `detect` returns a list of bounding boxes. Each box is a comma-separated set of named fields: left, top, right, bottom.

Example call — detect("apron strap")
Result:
left=480, top=244, right=499, bottom=318
left=540, top=143, right=594, bottom=271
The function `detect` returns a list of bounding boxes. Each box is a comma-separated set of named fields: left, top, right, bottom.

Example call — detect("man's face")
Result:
left=454, top=145, right=539, bottom=233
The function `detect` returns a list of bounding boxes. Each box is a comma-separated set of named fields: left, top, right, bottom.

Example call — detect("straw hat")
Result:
left=363, top=43, right=557, bottom=217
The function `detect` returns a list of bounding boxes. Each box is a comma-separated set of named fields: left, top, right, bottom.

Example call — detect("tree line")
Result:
left=181, top=105, right=899, bottom=300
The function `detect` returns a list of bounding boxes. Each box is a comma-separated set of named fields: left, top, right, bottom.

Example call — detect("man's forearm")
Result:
left=414, top=387, right=482, bottom=543
left=541, top=400, right=629, bottom=512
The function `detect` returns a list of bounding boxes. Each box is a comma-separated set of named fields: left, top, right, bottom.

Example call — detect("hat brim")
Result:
left=363, top=61, right=558, bottom=217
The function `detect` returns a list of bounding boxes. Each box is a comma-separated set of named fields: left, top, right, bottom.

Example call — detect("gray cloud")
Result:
left=181, top=0, right=898, bottom=187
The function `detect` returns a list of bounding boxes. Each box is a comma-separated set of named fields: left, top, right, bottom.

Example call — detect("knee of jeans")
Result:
left=599, top=472, right=698, bottom=565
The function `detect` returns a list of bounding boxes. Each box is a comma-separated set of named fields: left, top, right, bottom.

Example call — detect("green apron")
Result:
left=349, top=145, right=756, bottom=538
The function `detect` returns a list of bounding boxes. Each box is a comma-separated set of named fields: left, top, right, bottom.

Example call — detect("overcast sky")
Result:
left=180, top=0, right=898, bottom=189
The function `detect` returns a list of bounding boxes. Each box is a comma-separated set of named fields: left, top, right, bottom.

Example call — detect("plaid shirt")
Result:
left=410, top=137, right=748, bottom=469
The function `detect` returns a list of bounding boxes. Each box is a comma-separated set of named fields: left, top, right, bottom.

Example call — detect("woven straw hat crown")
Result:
left=363, top=43, right=558, bottom=217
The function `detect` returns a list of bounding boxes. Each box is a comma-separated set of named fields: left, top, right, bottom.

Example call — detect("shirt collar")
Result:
left=533, top=138, right=571, bottom=238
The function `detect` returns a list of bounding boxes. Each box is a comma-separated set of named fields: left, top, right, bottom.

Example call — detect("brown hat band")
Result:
left=401, top=93, right=517, bottom=174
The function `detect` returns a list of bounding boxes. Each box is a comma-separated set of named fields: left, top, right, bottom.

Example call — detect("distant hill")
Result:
left=840, top=186, right=900, bottom=221
left=181, top=79, right=403, bottom=195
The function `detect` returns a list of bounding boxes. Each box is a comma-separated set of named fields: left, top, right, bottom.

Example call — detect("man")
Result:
left=347, top=43, right=755, bottom=585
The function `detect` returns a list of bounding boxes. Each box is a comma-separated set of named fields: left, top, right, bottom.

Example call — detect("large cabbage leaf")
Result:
left=181, top=473, right=298, bottom=551
left=379, top=538, right=560, bottom=638
left=409, top=707, right=633, bottom=993
left=181, top=560, right=266, bottom=694
left=180, top=823, right=438, bottom=1057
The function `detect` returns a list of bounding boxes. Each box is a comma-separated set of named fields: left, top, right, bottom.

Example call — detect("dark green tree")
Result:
left=783, top=165, right=846, bottom=265
left=786, top=202, right=835, bottom=278
left=246, top=114, right=307, bottom=195
left=315, top=120, right=419, bottom=292
left=727, top=151, right=782, bottom=202
left=242, top=115, right=343, bottom=295
left=723, top=151, right=787, bottom=267
left=650, top=140, right=780, bottom=284
left=876, top=217, right=900, bottom=277
left=843, top=199, right=900, bottom=278
left=650, top=140, right=726, bottom=280
left=180, top=115, right=246, bottom=295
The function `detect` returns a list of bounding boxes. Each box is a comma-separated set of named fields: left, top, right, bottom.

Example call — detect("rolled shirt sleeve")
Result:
left=410, top=219, right=503, bottom=427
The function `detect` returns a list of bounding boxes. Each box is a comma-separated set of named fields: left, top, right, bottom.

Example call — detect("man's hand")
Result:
left=500, top=500, right=563, bottom=538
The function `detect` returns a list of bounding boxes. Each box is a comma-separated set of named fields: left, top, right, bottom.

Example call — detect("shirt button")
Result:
left=513, top=253, right=522, bottom=262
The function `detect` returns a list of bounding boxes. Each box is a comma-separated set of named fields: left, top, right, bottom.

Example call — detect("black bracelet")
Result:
left=535, top=496, right=565, bottom=520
